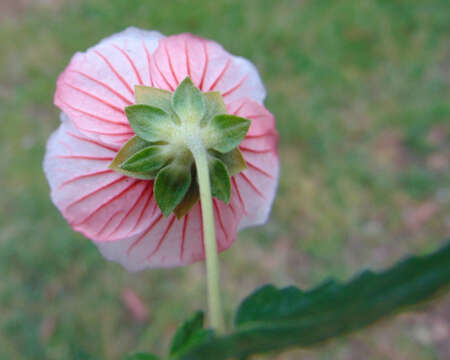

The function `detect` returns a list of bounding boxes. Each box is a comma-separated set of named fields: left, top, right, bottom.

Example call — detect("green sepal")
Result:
left=109, top=136, right=157, bottom=179
left=125, top=104, right=175, bottom=142
left=134, top=85, right=173, bottom=115
left=120, top=145, right=171, bottom=173
left=207, top=114, right=251, bottom=153
left=155, top=162, right=192, bottom=217
left=208, top=156, right=231, bottom=203
left=213, top=148, right=247, bottom=176
left=174, top=178, right=200, bottom=219
left=201, top=92, right=227, bottom=127
left=169, top=311, right=214, bottom=358
left=172, top=77, right=205, bottom=125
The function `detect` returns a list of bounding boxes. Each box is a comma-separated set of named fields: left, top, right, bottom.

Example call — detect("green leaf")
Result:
left=208, top=156, right=231, bottom=203
left=125, top=104, right=175, bottom=142
left=201, top=91, right=227, bottom=127
left=170, top=311, right=214, bottom=358
left=120, top=145, right=171, bottom=173
left=124, top=353, right=159, bottom=360
left=214, top=148, right=247, bottom=176
left=207, top=114, right=251, bottom=153
left=177, top=241, right=450, bottom=360
left=109, top=136, right=157, bottom=179
left=134, top=85, right=173, bottom=115
left=155, top=162, right=192, bottom=217
left=173, top=179, right=199, bottom=219
left=172, top=77, right=205, bottom=125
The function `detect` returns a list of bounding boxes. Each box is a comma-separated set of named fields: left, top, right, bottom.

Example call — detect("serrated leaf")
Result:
left=155, top=162, right=192, bottom=217
left=209, top=156, right=231, bottom=203
left=126, top=104, right=175, bottom=142
left=207, top=115, right=251, bottom=153
left=169, top=311, right=214, bottom=358
left=214, top=148, right=247, bottom=176
left=109, top=136, right=157, bottom=179
left=201, top=92, right=227, bottom=127
left=124, top=353, right=159, bottom=360
left=173, top=179, right=200, bottom=219
left=120, top=145, right=171, bottom=173
left=172, top=77, right=205, bottom=125
left=134, top=85, right=173, bottom=115
left=177, top=241, right=450, bottom=360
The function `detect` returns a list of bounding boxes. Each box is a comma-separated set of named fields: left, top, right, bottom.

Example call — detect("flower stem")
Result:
left=189, top=141, right=225, bottom=333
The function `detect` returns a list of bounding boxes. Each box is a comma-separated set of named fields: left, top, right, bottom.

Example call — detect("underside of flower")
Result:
left=44, top=28, right=279, bottom=271
left=110, top=77, right=250, bottom=218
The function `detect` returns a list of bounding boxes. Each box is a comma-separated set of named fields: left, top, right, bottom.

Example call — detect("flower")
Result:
left=43, top=28, right=279, bottom=271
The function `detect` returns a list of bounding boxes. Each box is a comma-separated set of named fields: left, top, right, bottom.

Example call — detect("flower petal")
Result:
left=43, top=113, right=157, bottom=242
left=229, top=98, right=280, bottom=229
left=54, top=27, right=163, bottom=146
left=97, top=199, right=241, bottom=271
left=150, top=34, right=266, bottom=104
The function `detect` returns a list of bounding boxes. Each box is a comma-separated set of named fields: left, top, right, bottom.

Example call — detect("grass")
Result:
left=0, top=0, right=449, bottom=359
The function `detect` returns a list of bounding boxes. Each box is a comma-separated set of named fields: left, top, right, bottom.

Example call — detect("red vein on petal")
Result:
left=222, top=74, right=248, bottom=97
left=94, top=49, right=134, bottom=95
left=240, top=173, right=265, bottom=199
left=246, top=161, right=275, bottom=179
left=74, top=180, right=140, bottom=226
left=154, top=57, right=175, bottom=91
left=58, top=169, right=113, bottom=189
left=164, top=43, right=179, bottom=84
left=213, top=200, right=228, bottom=241
left=112, top=44, right=144, bottom=85
left=185, top=39, right=192, bottom=78
left=199, top=40, right=209, bottom=91
left=229, top=200, right=237, bottom=218
left=68, top=69, right=133, bottom=104
left=240, top=145, right=274, bottom=154
left=245, top=130, right=277, bottom=139
left=107, top=181, right=150, bottom=239
left=66, top=131, right=120, bottom=152
left=147, top=215, right=176, bottom=259
left=96, top=210, right=123, bottom=237
left=180, top=213, right=189, bottom=261
left=58, top=96, right=130, bottom=127
left=77, top=126, right=134, bottom=136
left=142, top=41, right=154, bottom=86
left=58, top=140, right=73, bottom=153
left=231, top=100, right=246, bottom=115
left=209, top=58, right=232, bottom=91
left=232, top=177, right=247, bottom=215
left=128, top=187, right=154, bottom=235
left=127, top=213, right=163, bottom=256
left=55, top=155, right=113, bottom=161
left=62, top=81, right=126, bottom=114
left=65, top=176, right=125, bottom=212
left=245, top=113, right=268, bottom=120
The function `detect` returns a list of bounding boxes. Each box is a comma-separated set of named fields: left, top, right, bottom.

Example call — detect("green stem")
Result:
left=189, top=141, right=225, bottom=333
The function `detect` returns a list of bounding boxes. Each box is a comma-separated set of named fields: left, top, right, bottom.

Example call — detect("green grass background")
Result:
left=0, top=0, right=449, bottom=359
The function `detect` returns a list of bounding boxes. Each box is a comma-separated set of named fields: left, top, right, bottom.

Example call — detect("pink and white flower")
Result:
left=44, top=28, right=279, bottom=271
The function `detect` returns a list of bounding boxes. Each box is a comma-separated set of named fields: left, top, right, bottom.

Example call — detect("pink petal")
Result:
left=230, top=98, right=279, bottom=229
left=43, top=114, right=157, bottom=242
left=97, top=199, right=241, bottom=271
left=150, top=34, right=266, bottom=104
left=54, top=27, right=163, bottom=146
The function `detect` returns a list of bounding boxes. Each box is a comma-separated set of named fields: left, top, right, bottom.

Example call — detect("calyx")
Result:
left=110, top=77, right=250, bottom=218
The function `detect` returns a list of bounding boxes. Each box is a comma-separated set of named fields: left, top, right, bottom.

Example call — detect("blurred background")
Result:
left=0, top=0, right=449, bottom=359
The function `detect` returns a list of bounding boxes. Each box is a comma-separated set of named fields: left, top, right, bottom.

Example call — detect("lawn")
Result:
left=0, top=0, right=449, bottom=359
